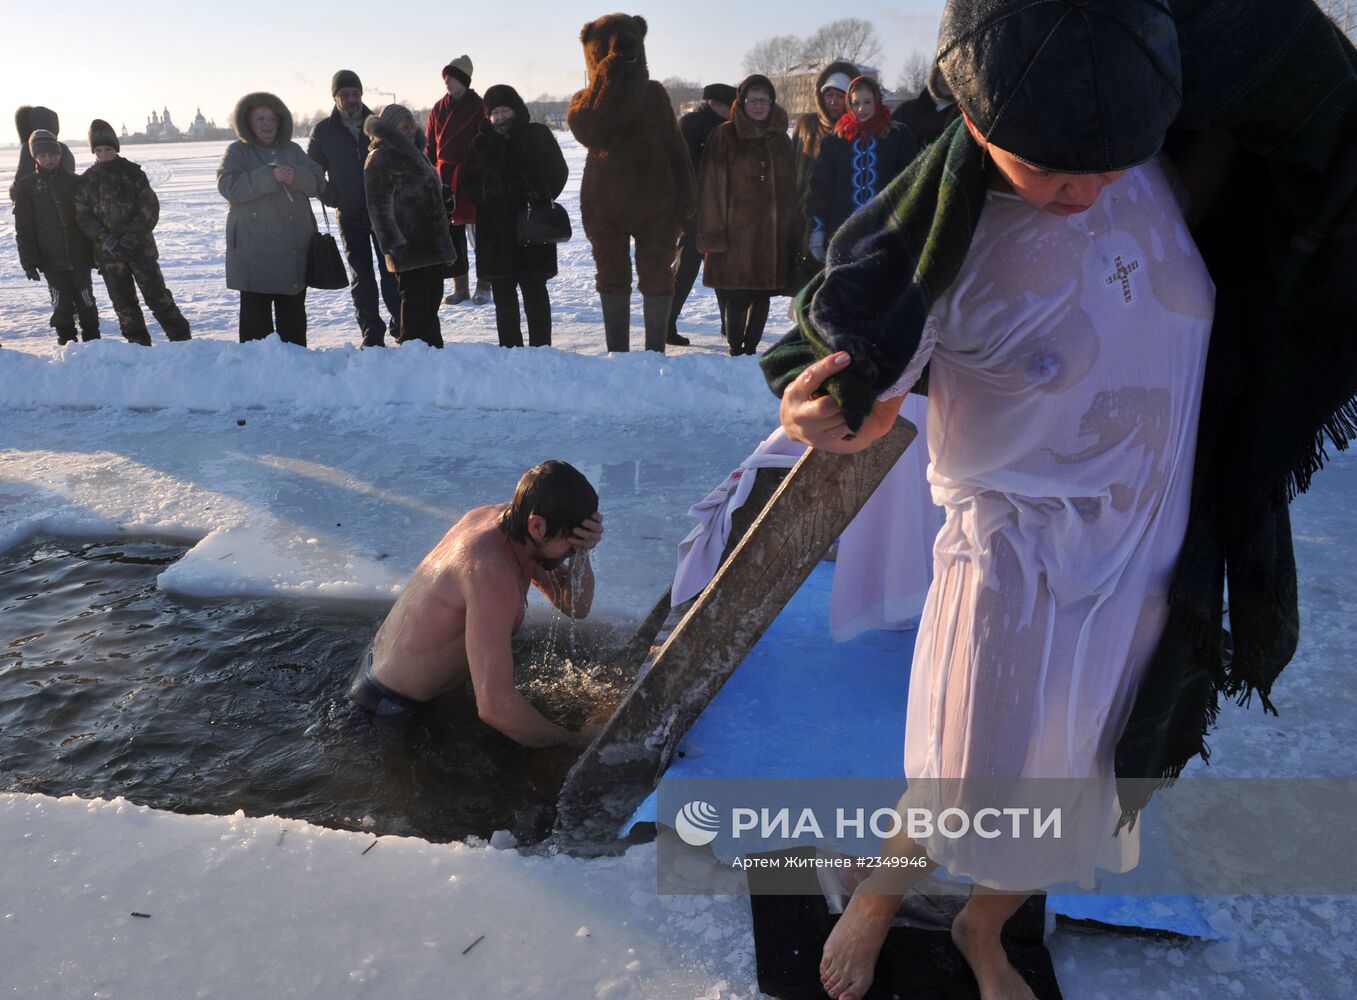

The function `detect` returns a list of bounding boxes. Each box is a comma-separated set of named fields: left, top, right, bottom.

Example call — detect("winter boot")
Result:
left=642, top=295, right=671, bottom=353
left=55, top=325, right=78, bottom=346
left=725, top=302, right=751, bottom=356
left=155, top=306, right=192, bottom=342
left=601, top=292, right=631, bottom=353
left=471, top=281, right=492, bottom=306
left=123, top=327, right=153, bottom=347
left=444, top=274, right=470, bottom=306
left=665, top=330, right=690, bottom=347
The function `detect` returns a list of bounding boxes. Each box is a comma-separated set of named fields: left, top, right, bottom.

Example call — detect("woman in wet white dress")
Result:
left=777, top=3, right=1207, bottom=999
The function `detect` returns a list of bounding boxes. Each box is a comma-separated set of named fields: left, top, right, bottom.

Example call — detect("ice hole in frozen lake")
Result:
left=0, top=537, right=633, bottom=844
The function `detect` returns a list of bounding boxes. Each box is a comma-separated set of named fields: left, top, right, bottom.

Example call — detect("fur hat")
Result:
left=88, top=119, right=119, bottom=152
left=938, top=0, right=1181, bottom=173
left=14, top=105, right=59, bottom=144
left=442, top=55, right=473, bottom=88
left=702, top=83, right=737, bottom=104
left=27, top=128, right=60, bottom=159
left=331, top=69, right=362, bottom=96
left=481, top=85, right=529, bottom=125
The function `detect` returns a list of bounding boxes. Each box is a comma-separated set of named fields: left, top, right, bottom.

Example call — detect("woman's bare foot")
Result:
left=950, top=901, right=1038, bottom=1000
left=819, top=892, right=899, bottom=1000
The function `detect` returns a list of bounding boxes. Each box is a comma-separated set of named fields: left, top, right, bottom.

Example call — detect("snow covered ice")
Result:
left=3, top=140, right=1356, bottom=997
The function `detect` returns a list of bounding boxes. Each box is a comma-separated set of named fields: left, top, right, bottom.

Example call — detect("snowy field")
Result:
left=2, top=138, right=1356, bottom=997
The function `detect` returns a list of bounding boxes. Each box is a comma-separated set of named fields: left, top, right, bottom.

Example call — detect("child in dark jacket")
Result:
left=74, top=120, right=191, bottom=345
left=12, top=129, right=101, bottom=344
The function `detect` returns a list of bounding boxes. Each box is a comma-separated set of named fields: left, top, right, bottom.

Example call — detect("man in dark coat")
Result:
left=310, top=70, right=402, bottom=348
left=666, top=82, right=734, bottom=347
left=11, top=106, right=75, bottom=197
left=461, top=85, right=569, bottom=348
left=426, top=55, right=487, bottom=306
left=890, top=60, right=959, bottom=148
left=13, top=129, right=100, bottom=343
left=75, top=120, right=191, bottom=345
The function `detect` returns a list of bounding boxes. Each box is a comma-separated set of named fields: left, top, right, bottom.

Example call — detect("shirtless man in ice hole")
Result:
left=351, top=460, right=605, bottom=748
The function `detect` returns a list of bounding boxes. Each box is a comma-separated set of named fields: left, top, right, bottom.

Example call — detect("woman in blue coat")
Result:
left=806, top=76, right=918, bottom=263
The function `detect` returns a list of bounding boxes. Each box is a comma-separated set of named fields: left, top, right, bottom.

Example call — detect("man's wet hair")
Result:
left=500, top=461, right=599, bottom=543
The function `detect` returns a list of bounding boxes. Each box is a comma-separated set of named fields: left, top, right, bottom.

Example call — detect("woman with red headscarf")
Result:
left=806, top=76, right=919, bottom=263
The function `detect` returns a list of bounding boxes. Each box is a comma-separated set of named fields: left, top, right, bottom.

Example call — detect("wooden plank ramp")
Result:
left=552, top=418, right=917, bottom=852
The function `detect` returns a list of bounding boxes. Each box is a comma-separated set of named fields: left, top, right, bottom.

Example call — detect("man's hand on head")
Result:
left=569, top=513, right=604, bottom=553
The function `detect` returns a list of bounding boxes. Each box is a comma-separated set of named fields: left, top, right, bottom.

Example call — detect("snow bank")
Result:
left=0, top=335, right=772, bottom=421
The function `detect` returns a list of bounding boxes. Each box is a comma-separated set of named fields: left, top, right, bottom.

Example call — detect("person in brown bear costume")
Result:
left=568, top=12, right=696, bottom=353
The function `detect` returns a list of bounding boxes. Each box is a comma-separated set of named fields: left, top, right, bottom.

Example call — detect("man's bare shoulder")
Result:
left=433, top=504, right=521, bottom=593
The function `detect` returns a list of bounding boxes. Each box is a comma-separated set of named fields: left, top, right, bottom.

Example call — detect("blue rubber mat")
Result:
left=624, top=561, right=1222, bottom=941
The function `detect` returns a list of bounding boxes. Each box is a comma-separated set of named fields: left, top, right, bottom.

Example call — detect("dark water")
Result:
left=0, top=537, right=630, bottom=844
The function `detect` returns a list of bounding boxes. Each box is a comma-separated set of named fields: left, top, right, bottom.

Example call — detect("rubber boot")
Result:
left=601, top=292, right=631, bottom=352
left=444, top=274, right=470, bottom=305
left=642, top=295, right=671, bottom=353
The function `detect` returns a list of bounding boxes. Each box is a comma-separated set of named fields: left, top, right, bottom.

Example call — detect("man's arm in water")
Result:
left=532, top=513, right=603, bottom=619
left=464, top=565, right=585, bottom=748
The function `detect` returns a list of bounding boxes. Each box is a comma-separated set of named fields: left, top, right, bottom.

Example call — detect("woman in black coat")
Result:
left=363, top=104, right=458, bottom=348
left=460, top=85, right=568, bottom=348
left=806, top=75, right=919, bottom=263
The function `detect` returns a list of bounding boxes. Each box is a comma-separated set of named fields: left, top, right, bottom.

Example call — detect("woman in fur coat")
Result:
left=217, top=92, right=326, bottom=346
left=363, top=105, right=459, bottom=348
left=696, top=75, right=796, bottom=356
left=460, top=85, right=569, bottom=348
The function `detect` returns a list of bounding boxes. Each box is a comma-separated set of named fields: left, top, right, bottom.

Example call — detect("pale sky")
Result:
left=3, top=0, right=943, bottom=143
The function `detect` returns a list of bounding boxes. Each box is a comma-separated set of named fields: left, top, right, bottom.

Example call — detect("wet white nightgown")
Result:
left=885, top=159, right=1214, bottom=888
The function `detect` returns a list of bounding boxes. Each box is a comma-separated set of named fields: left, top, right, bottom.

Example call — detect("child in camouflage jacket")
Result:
left=74, top=120, right=191, bottom=345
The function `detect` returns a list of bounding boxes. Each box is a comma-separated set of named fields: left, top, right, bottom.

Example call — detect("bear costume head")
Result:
left=579, top=13, right=649, bottom=80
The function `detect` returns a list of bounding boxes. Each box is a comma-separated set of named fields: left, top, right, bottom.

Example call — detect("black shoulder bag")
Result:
left=307, top=201, right=350, bottom=290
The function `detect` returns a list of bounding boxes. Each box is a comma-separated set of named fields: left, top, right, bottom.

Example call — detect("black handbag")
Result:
left=516, top=200, right=572, bottom=245
left=306, top=202, right=350, bottom=290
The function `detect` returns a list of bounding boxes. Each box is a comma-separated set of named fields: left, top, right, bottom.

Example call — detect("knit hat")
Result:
left=820, top=72, right=852, bottom=94
left=331, top=69, right=362, bottom=96
left=937, top=0, right=1182, bottom=173
left=88, top=119, right=119, bottom=152
left=442, top=55, right=473, bottom=88
left=376, top=103, right=415, bottom=130
left=702, top=83, right=737, bottom=104
left=27, top=128, right=60, bottom=159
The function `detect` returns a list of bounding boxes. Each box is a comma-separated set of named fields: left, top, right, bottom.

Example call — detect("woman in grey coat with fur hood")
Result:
left=217, top=92, right=326, bottom=346
left=363, top=105, right=458, bottom=348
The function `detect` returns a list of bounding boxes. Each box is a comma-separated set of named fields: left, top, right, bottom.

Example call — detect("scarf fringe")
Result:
left=1286, top=393, right=1357, bottom=500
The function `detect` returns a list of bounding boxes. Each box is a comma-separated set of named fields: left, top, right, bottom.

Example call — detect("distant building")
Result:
left=185, top=107, right=222, bottom=140
left=144, top=107, right=182, bottom=142
left=122, top=106, right=233, bottom=145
